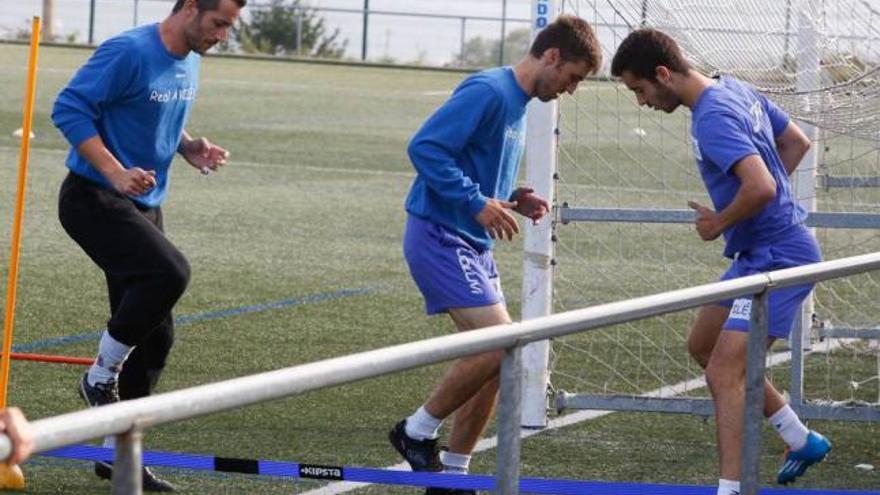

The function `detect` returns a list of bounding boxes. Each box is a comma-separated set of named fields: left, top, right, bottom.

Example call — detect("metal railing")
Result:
left=3, top=252, right=880, bottom=494
left=278, top=6, right=530, bottom=63
left=78, top=0, right=531, bottom=66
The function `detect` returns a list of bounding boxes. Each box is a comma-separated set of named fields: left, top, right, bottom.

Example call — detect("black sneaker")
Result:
left=95, top=460, right=176, bottom=492
left=425, top=488, right=477, bottom=495
left=78, top=373, right=120, bottom=407
left=388, top=420, right=442, bottom=472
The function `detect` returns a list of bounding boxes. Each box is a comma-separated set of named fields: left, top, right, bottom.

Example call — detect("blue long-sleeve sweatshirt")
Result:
left=404, top=67, right=531, bottom=251
left=52, top=23, right=200, bottom=207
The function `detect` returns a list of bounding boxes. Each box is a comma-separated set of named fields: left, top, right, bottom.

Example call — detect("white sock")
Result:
left=440, top=450, right=471, bottom=474
left=717, top=478, right=741, bottom=495
left=87, top=332, right=134, bottom=386
left=404, top=406, right=442, bottom=440
left=769, top=404, right=809, bottom=451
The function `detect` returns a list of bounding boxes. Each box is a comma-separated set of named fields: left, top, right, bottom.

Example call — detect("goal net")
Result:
left=526, top=0, right=880, bottom=424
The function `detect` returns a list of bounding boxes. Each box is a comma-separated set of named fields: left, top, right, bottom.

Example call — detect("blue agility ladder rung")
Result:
left=41, top=445, right=879, bottom=495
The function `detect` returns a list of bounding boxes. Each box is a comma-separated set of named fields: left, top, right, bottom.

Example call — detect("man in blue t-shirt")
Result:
left=388, top=16, right=602, bottom=495
left=612, top=29, right=830, bottom=493
left=52, top=0, right=244, bottom=490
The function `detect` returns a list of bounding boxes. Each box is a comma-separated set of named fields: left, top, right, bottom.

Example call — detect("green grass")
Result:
left=0, top=44, right=877, bottom=493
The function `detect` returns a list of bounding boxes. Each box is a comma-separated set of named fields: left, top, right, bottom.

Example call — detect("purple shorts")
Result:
left=719, top=226, right=821, bottom=338
left=404, top=215, right=505, bottom=315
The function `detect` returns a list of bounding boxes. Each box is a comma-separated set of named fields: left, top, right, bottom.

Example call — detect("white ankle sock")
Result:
left=405, top=406, right=442, bottom=440
left=717, top=478, right=741, bottom=495
left=769, top=404, right=809, bottom=451
left=440, top=450, right=471, bottom=474
left=87, top=331, right=133, bottom=386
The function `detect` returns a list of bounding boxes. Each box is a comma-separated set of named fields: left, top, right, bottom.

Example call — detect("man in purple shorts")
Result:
left=612, top=28, right=831, bottom=494
left=388, top=15, right=603, bottom=495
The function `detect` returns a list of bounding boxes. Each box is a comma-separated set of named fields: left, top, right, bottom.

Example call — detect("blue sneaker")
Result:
left=777, top=431, right=832, bottom=484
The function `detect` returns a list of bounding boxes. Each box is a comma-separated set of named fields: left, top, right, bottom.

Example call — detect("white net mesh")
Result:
left=605, top=0, right=880, bottom=141
left=548, top=0, right=880, bottom=411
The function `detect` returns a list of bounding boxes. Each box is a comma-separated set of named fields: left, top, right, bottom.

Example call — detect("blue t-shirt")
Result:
left=52, top=23, right=200, bottom=207
left=404, top=67, right=531, bottom=251
left=691, top=76, right=807, bottom=258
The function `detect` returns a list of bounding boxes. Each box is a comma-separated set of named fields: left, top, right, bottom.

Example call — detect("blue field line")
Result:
left=39, top=445, right=879, bottom=495
left=12, top=287, right=379, bottom=354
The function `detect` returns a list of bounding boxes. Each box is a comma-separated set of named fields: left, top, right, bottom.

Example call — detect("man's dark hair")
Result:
left=172, top=0, right=246, bottom=14
left=610, top=28, right=691, bottom=80
left=530, top=15, right=602, bottom=74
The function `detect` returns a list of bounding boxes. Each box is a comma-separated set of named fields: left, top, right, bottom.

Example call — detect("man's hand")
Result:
left=476, top=199, right=520, bottom=241
left=0, top=407, right=33, bottom=465
left=109, top=167, right=157, bottom=196
left=688, top=200, right=723, bottom=241
left=181, top=137, right=229, bottom=174
left=511, top=187, right=550, bottom=225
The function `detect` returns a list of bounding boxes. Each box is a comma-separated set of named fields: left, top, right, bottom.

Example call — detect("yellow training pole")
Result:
left=0, top=16, right=40, bottom=491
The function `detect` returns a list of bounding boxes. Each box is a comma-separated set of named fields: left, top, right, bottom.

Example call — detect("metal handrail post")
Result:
left=790, top=307, right=806, bottom=409
left=496, top=344, right=523, bottom=494
left=112, top=428, right=143, bottom=495
left=741, top=290, right=770, bottom=495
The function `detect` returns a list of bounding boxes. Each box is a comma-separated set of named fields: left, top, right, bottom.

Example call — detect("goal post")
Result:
left=520, top=0, right=560, bottom=429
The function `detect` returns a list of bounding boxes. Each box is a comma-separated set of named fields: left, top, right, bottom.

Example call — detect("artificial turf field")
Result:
left=0, top=43, right=877, bottom=493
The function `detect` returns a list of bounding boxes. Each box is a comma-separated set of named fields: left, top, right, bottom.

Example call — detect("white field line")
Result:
left=232, top=159, right=415, bottom=178
left=5, top=64, right=457, bottom=96
left=0, top=146, right=416, bottom=179
left=299, top=340, right=843, bottom=495
left=16, top=147, right=880, bottom=209
left=0, top=147, right=682, bottom=192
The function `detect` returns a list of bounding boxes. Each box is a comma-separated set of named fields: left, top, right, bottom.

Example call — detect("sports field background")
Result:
left=0, top=43, right=876, bottom=493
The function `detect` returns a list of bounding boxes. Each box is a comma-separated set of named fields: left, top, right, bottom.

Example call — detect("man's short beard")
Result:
left=184, top=12, right=205, bottom=54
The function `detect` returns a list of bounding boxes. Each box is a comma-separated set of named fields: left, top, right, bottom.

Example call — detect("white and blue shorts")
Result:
left=404, top=215, right=505, bottom=315
left=719, top=226, right=821, bottom=339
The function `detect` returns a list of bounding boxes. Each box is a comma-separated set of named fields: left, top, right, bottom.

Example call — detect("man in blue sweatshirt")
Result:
left=388, top=16, right=602, bottom=495
left=611, top=29, right=829, bottom=494
left=52, top=0, right=244, bottom=490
